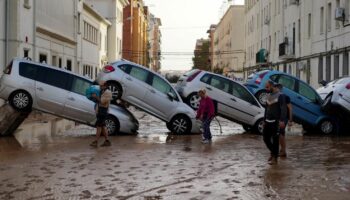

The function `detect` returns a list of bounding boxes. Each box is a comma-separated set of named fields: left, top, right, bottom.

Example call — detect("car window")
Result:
left=38, top=67, right=71, bottom=90
left=184, top=69, right=199, bottom=77
left=298, top=82, right=318, bottom=102
left=231, top=82, right=258, bottom=105
left=129, top=66, right=149, bottom=82
left=200, top=74, right=211, bottom=84
left=210, top=75, right=230, bottom=93
left=71, top=77, right=92, bottom=95
left=151, top=75, right=172, bottom=94
left=119, top=64, right=131, bottom=73
left=278, top=75, right=296, bottom=91
left=19, top=63, right=38, bottom=80
left=270, top=74, right=279, bottom=82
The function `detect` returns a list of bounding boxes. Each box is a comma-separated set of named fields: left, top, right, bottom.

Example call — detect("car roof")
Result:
left=13, top=58, right=93, bottom=82
left=200, top=70, right=246, bottom=87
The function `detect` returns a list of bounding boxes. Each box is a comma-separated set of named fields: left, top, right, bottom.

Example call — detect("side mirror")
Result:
left=167, top=92, right=175, bottom=101
left=319, top=80, right=328, bottom=87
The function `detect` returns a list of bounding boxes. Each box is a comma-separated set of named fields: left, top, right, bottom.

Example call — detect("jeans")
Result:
left=263, top=121, right=279, bottom=158
left=202, top=117, right=213, bottom=140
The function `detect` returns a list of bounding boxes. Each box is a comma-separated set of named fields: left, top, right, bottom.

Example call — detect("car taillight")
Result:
left=255, top=71, right=268, bottom=85
left=346, top=83, right=350, bottom=90
left=187, top=70, right=201, bottom=82
left=103, top=65, right=115, bottom=73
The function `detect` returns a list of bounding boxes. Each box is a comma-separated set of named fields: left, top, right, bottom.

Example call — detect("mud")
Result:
left=0, top=110, right=349, bottom=200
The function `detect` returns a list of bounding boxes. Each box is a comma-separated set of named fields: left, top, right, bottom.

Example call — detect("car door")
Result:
left=230, top=81, right=263, bottom=124
left=206, top=75, right=242, bottom=121
left=121, top=65, right=150, bottom=108
left=144, top=74, right=180, bottom=121
left=295, top=81, right=323, bottom=125
left=35, top=67, right=70, bottom=115
left=63, top=76, right=96, bottom=124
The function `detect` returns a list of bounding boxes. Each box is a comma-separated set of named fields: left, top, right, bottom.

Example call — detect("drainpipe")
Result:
left=5, top=0, right=9, bottom=65
left=33, top=0, right=37, bottom=61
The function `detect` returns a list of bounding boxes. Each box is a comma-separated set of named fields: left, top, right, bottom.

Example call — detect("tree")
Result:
left=192, top=40, right=210, bottom=71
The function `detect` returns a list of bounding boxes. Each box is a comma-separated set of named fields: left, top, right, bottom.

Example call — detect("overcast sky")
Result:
left=144, top=0, right=245, bottom=71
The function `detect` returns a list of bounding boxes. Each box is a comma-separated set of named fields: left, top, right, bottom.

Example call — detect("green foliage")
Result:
left=192, top=40, right=211, bottom=71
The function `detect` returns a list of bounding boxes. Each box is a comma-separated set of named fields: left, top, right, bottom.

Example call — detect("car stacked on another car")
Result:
left=245, top=70, right=338, bottom=134
left=175, top=69, right=265, bottom=134
left=317, top=77, right=350, bottom=114
left=0, top=58, right=139, bottom=135
left=95, top=59, right=200, bottom=135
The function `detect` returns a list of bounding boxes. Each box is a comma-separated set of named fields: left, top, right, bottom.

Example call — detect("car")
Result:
left=245, top=70, right=338, bottom=134
left=0, top=58, right=139, bottom=135
left=95, top=59, right=200, bottom=135
left=317, top=77, right=350, bottom=113
left=175, top=69, right=265, bottom=134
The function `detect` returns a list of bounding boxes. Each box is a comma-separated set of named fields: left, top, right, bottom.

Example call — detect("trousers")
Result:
left=263, top=121, right=280, bottom=158
left=202, top=117, right=213, bottom=140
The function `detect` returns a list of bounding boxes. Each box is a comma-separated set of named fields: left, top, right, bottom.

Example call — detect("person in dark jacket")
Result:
left=196, top=89, right=215, bottom=144
left=263, top=80, right=288, bottom=164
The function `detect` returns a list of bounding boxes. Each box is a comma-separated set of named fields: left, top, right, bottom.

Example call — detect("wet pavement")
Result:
left=1, top=109, right=350, bottom=200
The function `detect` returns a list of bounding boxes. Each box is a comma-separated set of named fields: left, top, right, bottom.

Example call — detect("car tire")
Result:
left=242, top=125, right=252, bottom=132
left=168, top=115, right=192, bottom=135
left=187, top=93, right=201, bottom=110
left=9, top=90, right=33, bottom=112
left=255, top=90, right=268, bottom=107
left=253, top=118, right=265, bottom=135
left=318, top=119, right=337, bottom=135
left=107, top=82, right=123, bottom=102
left=321, top=94, right=332, bottom=112
left=105, top=115, right=120, bottom=136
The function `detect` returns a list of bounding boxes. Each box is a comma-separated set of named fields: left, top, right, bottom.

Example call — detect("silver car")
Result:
left=0, top=58, right=139, bottom=135
left=95, top=59, right=200, bottom=135
left=317, top=77, right=350, bottom=113
left=175, top=69, right=265, bottom=134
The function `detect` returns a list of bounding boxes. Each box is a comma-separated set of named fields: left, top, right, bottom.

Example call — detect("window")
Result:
left=318, top=57, right=323, bottom=82
left=308, top=14, right=312, bottom=38
left=326, top=55, right=331, bottom=81
left=298, top=82, right=318, bottom=102
left=344, top=52, right=349, bottom=76
left=320, top=7, right=324, bottom=34
left=334, top=55, right=340, bottom=79
left=66, top=60, right=72, bottom=71
left=306, top=60, right=311, bottom=84
left=150, top=75, right=171, bottom=94
left=119, top=64, right=131, bottom=73
left=59, top=58, right=62, bottom=68
left=277, top=75, right=296, bottom=91
left=24, top=49, right=29, bottom=58
left=39, top=68, right=70, bottom=90
left=231, top=82, right=258, bottom=106
left=200, top=74, right=211, bottom=84
left=83, top=21, right=98, bottom=44
left=327, top=3, right=332, bottom=32
left=336, top=0, right=340, bottom=29
left=270, top=75, right=279, bottom=82
left=39, top=54, right=47, bottom=63
left=210, top=76, right=230, bottom=93
left=71, top=77, right=91, bottom=95
left=52, top=55, right=57, bottom=66
left=19, top=63, right=38, bottom=80
left=129, top=66, right=149, bottom=82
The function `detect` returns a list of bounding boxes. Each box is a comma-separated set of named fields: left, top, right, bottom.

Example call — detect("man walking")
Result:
left=90, top=81, right=112, bottom=147
left=263, top=81, right=288, bottom=164
left=196, top=89, right=215, bottom=144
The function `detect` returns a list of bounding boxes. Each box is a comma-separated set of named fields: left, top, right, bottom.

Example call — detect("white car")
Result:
left=317, top=77, right=350, bottom=113
left=95, top=59, right=200, bottom=135
left=0, top=58, right=139, bottom=135
left=175, top=69, right=265, bottom=134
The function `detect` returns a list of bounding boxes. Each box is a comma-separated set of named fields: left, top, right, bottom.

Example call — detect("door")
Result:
left=35, top=67, right=70, bottom=115
left=63, top=76, right=96, bottom=124
left=144, top=74, right=180, bottom=121
left=230, top=81, right=263, bottom=125
left=121, top=65, right=150, bottom=108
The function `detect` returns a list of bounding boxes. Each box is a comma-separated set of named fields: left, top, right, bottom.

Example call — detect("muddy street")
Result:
left=0, top=110, right=350, bottom=200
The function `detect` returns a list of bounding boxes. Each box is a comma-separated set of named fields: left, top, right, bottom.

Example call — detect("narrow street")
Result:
left=0, top=110, right=349, bottom=200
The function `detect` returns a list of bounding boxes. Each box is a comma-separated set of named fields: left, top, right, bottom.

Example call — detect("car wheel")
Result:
left=254, top=118, right=265, bottom=134
left=168, top=115, right=192, bottom=135
left=321, top=94, right=332, bottom=112
left=187, top=93, right=201, bottom=110
left=9, top=90, right=32, bottom=112
left=107, top=82, right=122, bottom=102
left=255, top=90, right=268, bottom=106
left=242, top=125, right=252, bottom=132
left=318, top=119, right=337, bottom=135
left=105, top=115, right=120, bottom=136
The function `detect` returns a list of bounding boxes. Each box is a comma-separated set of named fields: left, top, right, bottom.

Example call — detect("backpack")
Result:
left=86, top=85, right=100, bottom=103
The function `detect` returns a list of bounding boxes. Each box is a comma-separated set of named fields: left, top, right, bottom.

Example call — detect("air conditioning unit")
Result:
left=290, top=0, right=300, bottom=5
left=335, top=7, right=345, bottom=21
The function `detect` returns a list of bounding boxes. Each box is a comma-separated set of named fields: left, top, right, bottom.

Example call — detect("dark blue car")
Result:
left=245, top=70, right=337, bottom=134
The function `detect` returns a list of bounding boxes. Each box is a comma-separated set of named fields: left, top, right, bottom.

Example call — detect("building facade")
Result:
left=207, top=24, right=217, bottom=71
left=213, top=5, right=245, bottom=78
left=148, top=14, right=162, bottom=72
left=245, top=0, right=350, bottom=88
left=122, top=0, right=149, bottom=66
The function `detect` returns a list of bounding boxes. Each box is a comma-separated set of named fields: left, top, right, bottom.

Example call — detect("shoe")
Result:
left=201, top=139, right=210, bottom=144
left=279, top=152, right=287, bottom=157
left=101, top=140, right=111, bottom=147
left=90, top=140, right=98, bottom=147
left=268, top=157, right=278, bottom=165
left=268, top=156, right=273, bottom=161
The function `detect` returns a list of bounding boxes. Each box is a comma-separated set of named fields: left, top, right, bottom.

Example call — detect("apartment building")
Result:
left=213, top=5, right=245, bottom=78
left=245, top=0, right=350, bottom=88
left=148, top=14, right=162, bottom=72
left=207, top=24, right=217, bottom=71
